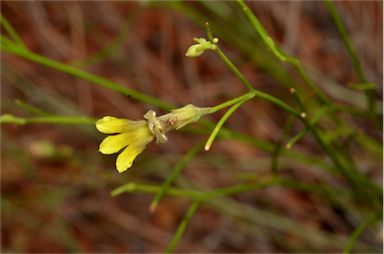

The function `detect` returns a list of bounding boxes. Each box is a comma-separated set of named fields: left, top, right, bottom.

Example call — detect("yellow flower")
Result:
left=96, top=105, right=211, bottom=173
left=96, top=116, right=154, bottom=173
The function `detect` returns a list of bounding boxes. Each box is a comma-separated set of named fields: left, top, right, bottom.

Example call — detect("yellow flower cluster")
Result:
left=96, top=105, right=211, bottom=173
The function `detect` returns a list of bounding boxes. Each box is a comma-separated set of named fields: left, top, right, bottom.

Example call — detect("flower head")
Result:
left=185, top=37, right=218, bottom=57
left=96, top=105, right=211, bottom=173
left=96, top=116, right=154, bottom=173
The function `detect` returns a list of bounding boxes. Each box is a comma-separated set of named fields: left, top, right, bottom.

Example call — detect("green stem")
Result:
left=324, top=0, right=375, bottom=113
left=205, top=22, right=254, bottom=91
left=1, top=42, right=171, bottom=110
left=0, top=114, right=95, bottom=125
left=14, top=99, right=51, bottom=116
left=203, top=178, right=283, bottom=200
left=205, top=99, right=248, bottom=151
left=285, top=105, right=330, bottom=149
left=112, top=180, right=281, bottom=200
left=236, top=0, right=330, bottom=104
left=303, top=118, right=381, bottom=201
left=149, top=142, right=203, bottom=213
left=112, top=179, right=350, bottom=202
left=165, top=201, right=200, bottom=254
left=0, top=14, right=26, bottom=48
left=208, top=91, right=255, bottom=113
left=285, top=130, right=306, bottom=149
left=216, top=47, right=254, bottom=91
left=201, top=26, right=301, bottom=117
left=253, top=90, right=300, bottom=117
left=289, top=84, right=379, bottom=203
left=293, top=61, right=330, bottom=104
left=26, top=116, right=95, bottom=124
left=271, top=116, right=294, bottom=172
left=111, top=182, right=202, bottom=199
left=343, top=213, right=377, bottom=253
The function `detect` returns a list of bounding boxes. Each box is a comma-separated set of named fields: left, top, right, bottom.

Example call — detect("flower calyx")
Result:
left=143, top=110, right=168, bottom=144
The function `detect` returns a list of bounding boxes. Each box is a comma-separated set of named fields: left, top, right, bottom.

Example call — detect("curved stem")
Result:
left=208, top=91, right=255, bottom=113
left=0, top=114, right=95, bottom=125
left=236, top=0, right=330, bottom=104
left=205, top=22, right=254, bottom=91
left=343, top=213, right=377, bottom=253
left=149, top=142, right=203, bottom=213
left=1, top=41, right=172, bottom=110
left=205, top=99, right=246, bottom=151
left=165, top=201, right=200, bottom=254
left=325, top=0, right=375, bottom=113
left=0, top=14, right=26, bottom=48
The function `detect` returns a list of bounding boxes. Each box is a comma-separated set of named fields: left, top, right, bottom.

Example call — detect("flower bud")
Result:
left=185, top=38, right=217, bottom=57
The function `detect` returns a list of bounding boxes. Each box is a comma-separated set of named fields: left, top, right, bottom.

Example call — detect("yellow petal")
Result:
left=99, top=125, right=154, bottom=154
left=96, top=116, right=146, bottom=134
left=99, top=132, right=132, bottom=154
left=115, top=139, right=151, bottom=173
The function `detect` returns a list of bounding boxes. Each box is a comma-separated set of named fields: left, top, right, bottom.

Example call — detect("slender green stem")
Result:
left=324, top=0, right=375, bottom=113
left=204, top=178, right=284, bottom=199
left=1, top=42, right=171, bottom=110
left=165, top=201, right=200, bottom=254
left=271, top=116, right=294, bottom=172
left=286, top=130, right=306, bottom=149
left=302, top=118, right=381, bottom=202
left=112, top=180, right=280, bottom=200
left=149, top=142, right=203, bottom=213
left=111, top=179, right=350, bottom=202
left=285, top=105, right=331, bottom=149
left=208, top=91, right=255, bottom=113
left=0, top=35, right=17, bottom=46
left=235, top=0, right=287, bottom=62
left=343, top=213, right=377, bottom=253
left=205, top=22, right=254, bottom=91
left=209, top=88, right=299, bottom=119
left=215, top=47, right=254, bottom=91
left=288, top=85, right=378, bottom=201
left=290, top=88, right=306, bottom=115
left=0, top=114, right=95, bottom=125
left=253, top=90, right=300, bottom=117
left=111, top=182, right=203, bottom=199
left=201, top=28, right=301, bottom=116
left=289, top=79, right=379, bottom=202
left=26, top=116, right=95, bottom=124
left=14, top=99, right=51, bottom=116
left=236, top=0, right=330, bottom=104
left=0, top=14, right=26, bottom=48
left=205, top=99, right=248, bottom=151
left=293, top=61, right=330, bottom=104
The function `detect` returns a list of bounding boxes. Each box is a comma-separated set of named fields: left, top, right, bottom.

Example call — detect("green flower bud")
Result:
left=185, top=37, right=218, bottom=57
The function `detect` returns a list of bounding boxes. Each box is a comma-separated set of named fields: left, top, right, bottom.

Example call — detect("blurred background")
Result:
left=1, top=1, right=382, bottom=253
